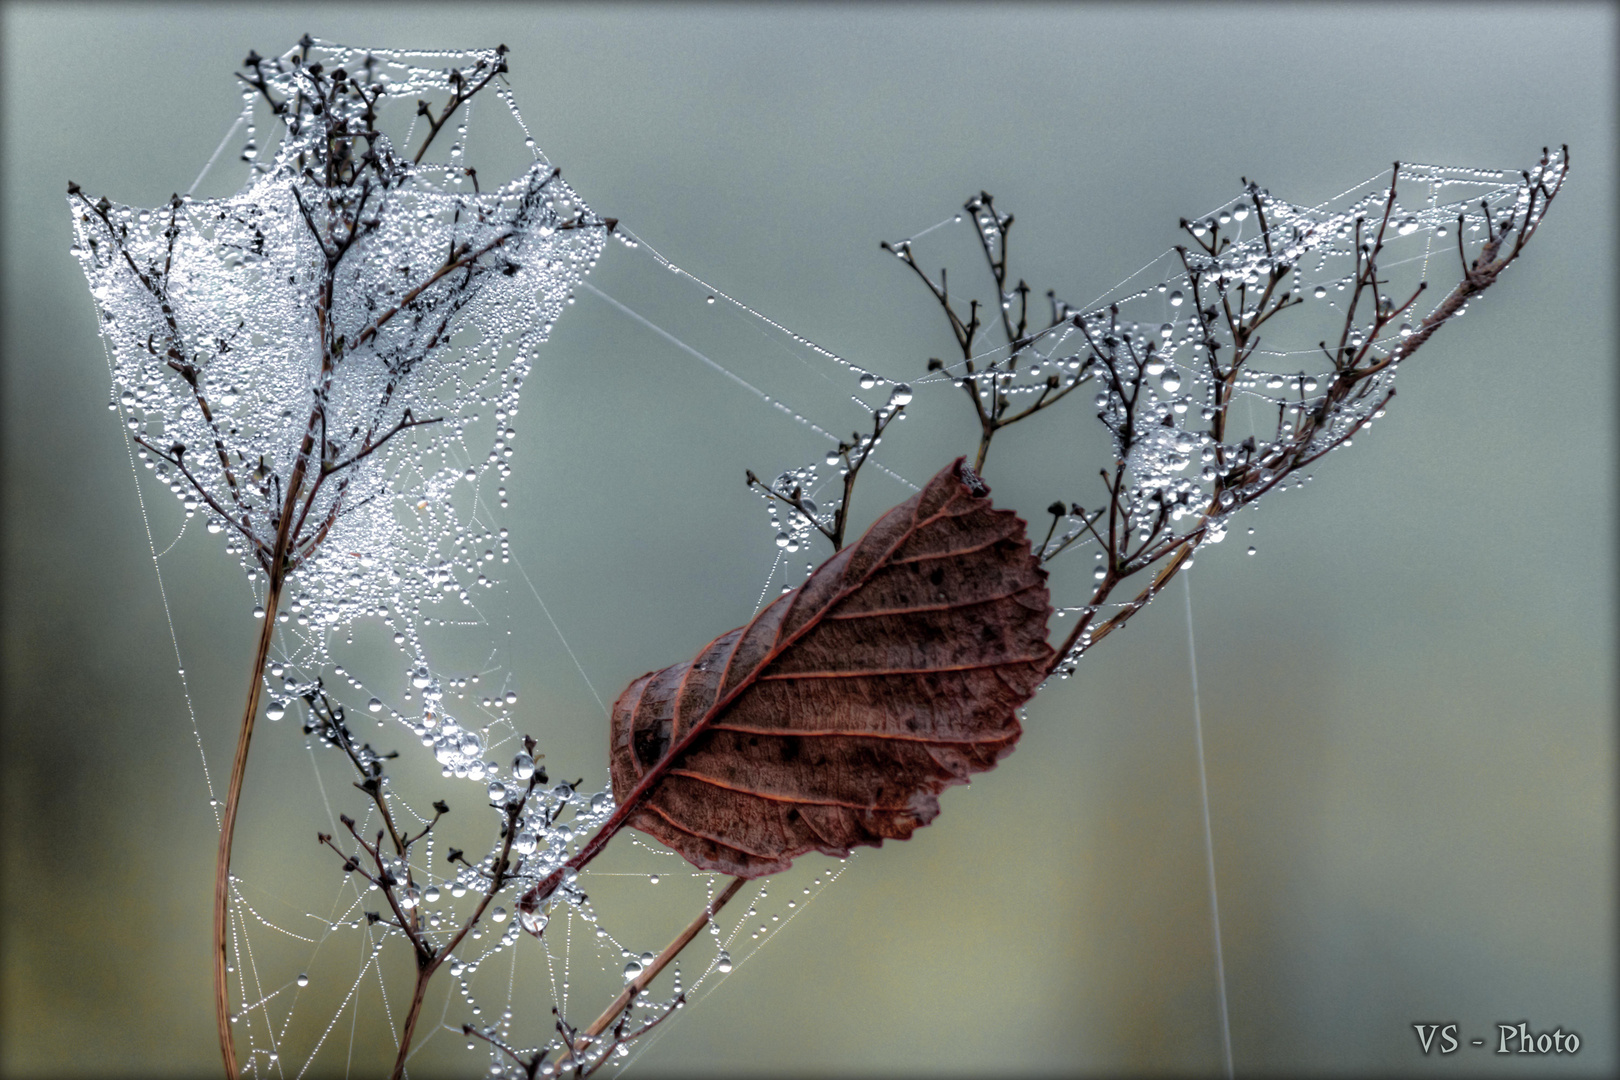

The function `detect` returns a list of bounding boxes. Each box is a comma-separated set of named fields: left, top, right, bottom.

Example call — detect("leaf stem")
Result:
left=554, top=877, right=747, bottom=1074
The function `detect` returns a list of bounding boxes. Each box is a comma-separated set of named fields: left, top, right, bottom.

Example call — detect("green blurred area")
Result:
left=3, top=4, right=1614, bottom=1076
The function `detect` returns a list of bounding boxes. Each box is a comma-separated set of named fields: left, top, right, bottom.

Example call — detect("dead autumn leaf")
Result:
left=607, top=458, right=1054, bottom=878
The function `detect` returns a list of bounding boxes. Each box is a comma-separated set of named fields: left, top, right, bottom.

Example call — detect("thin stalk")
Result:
left=388, top=887, right=500, bottom=1080
left=388, top=788, right=527, bottom=1080
left=213, top=248, right=325, bottom=1079
left=556, top=877, right=747, bottom=1074
left=212, top=570, right=284, bottom=1079
left=392, top=973, right=435, bottom=1080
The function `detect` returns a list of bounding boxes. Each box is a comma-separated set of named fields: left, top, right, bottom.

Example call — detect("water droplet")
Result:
left=487, top=781, right=508, bottom=802
left=1169, top=290, right=1184, bottom=307
left=775, top=531, right=791, bottom=548
left=716, top=951, right=733, bottom=974
left=705, top=295, right=715, bottom=304
left=491, top=906, right=508, bottom=923
left=1313, top=286, right=1327, bottom=299
left=367, top=697, right=383, bottom=712
left=623, top=960, right=644, bottom=981
left=1247, top=546, right=1257, bottom=556
left=296, top=973, right=309, bottom=988
left=266, top=702, right=285, bottom=721
left=1397, top=216, right=1419, bottom=235
left=648, top=874, right=660, bottom=885
left=512, top=753, right=535, bottom=780
left=252, top=605, right=265, bottom=619
left=889, top=383, right=913, bottom=407
left=858, top=373, right=876, bottom=390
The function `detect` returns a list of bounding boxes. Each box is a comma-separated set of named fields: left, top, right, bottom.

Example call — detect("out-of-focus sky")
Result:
left=3, top=4, right=1613, bottom=1076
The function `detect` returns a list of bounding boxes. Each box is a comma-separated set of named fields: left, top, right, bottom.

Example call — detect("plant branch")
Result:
left=387, top=760, right=543, bottom=1080
left=131, top=435, right=263, bottom=563
left=552, top=877, right=747, bottom=1075
left=748, top=402, right=905, bottom=552
left=411, top=49, right=509, bottom=165
left=347, top=220, right=539, bottom=351
left=212, top=571, right=285, bottom=1080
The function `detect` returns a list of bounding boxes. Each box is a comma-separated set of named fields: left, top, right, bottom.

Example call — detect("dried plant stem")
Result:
left=388, top=786, right=530, bottom=1080
left=214, top=286, right=327, bottom=1076
left=557, top=877, right=747, bottom=1074
left=389, top=867, right=514, bottom=1080
left=392, top=968, right=436, bottom=1080
left=213, top=570, right=285, bottom=1080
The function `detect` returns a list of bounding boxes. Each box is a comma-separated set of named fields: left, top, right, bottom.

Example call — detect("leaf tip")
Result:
left=952, top=457, right=988, bottom=498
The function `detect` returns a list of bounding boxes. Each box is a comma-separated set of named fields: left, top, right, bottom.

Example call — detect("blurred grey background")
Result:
left=3, top=3, right=1613, bottom=1076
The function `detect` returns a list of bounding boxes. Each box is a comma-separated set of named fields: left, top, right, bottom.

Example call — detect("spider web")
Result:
left=81, top=39, right=861, bottom=1080
left=88, top=38, right=1562, bottom=1078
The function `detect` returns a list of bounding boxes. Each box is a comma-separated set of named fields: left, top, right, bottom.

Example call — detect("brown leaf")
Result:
left=608, top=458, right=1053, bottom=878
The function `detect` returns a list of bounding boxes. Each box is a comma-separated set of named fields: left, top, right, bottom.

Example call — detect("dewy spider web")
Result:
left=84, top=37, right=1563, bottom=1077
left=76, top=38, right=869, bottom=1080
left=72, top=38, right=606, bottom=690
left=592, top=157, right=1554, bottom=633
left=491, top=153, right=1558, bottom=1077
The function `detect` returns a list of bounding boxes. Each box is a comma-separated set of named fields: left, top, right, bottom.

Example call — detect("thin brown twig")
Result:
left=411, top=49, right=509, bottom=165
left=212, top=571, right=284, bottom=1080
left=553, top=877, right=747, bottom=1075
left=1016, top=152, right=1566, bottom=675
left=385, top=764, right=544, bottom=1080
